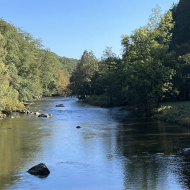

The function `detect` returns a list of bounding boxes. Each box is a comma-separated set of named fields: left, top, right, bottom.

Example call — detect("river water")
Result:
left=1, top=97, right=190, bottom=190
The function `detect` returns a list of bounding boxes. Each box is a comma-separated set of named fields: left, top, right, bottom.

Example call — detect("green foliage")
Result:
left=0, top=18, right=71, bottom=113
left=0, top=34, right=14, bottom=111
left=121, top=9, right=175, bottom=115
left=171, top=0, right=190, bottom=47
left=0, top=40, right=24, bottom=112
left=98, top=47, right=124, bottom=106
left=168, top=0, right=190, bottom=101
left=69, top=50, right=98, bottom=98
left=58, top=56, right=78, bottom=76
left=69, top=8, right=178, bottom=113
left=153, top=103, right=190, bottom=126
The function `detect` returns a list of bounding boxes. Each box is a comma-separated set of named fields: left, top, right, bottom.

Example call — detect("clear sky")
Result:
left=1, top=0, right=179, bottom=59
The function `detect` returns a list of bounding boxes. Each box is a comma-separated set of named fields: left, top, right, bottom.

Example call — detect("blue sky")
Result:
left=1, top=0, right=179, bottom=59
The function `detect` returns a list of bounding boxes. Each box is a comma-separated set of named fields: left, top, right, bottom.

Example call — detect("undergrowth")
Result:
left=153, top=103, right=190, bottom=126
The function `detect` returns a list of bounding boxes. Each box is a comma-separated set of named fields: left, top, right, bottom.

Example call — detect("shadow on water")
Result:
left=115, top=116, right=190, bottom=189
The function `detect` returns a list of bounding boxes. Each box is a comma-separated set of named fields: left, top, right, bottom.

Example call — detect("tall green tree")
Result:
left=122, top=9, right=175, bottom=115
left=97, top=47, right=123, bottom=106
left=69, top=50, right=98, bottom=98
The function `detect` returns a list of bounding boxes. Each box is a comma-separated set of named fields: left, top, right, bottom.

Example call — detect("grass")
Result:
left=153, top=101, right=190, bottom=126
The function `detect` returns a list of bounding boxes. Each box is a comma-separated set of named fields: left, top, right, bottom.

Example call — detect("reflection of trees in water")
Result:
left=115, top=118, right=190, bottom=189
left=0, top=115, right=45, bottom=190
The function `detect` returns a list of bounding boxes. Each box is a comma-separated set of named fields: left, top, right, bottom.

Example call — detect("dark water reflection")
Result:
left=1, top=97, right=190, bottom=189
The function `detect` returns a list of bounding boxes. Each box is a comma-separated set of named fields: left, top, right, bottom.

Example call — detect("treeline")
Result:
left=69, top=0, right=190, bottom=116
left=0, top=18, right=77, bottom=114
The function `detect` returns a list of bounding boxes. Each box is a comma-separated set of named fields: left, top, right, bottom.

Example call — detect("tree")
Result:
left=170, top=0, right=190, bottom=100
left=97, top=47, right=123, bottom=106
left=171, top=0, right=190, bottom=48
left=69, top=50, right=98, bottom=98
left=0, top=33, right=24, bottom=113
left=121, top=9, right=175, bottom=115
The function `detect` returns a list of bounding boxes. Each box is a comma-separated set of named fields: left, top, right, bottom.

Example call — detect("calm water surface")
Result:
left=1, top=97, right=190, bottom=190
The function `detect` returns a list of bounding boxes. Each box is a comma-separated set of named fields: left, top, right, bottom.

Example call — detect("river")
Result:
left=1, top=97, right=190, bottom=190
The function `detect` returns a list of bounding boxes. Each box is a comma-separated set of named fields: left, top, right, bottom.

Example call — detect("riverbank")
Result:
left=152, top=101, right=190, bottom=127
left=120, top=101, right=190, bottom=127
left=0, top=102, right=36, bottom=119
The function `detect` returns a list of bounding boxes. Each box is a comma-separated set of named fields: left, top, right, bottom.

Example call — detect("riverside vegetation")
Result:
left=68, top=0, right=190, bottom=125
left=153, top=101, right=190, bottom=126
left=0, top=19, right=77, bottom=117
left=1, top=0, right=190, bottom=126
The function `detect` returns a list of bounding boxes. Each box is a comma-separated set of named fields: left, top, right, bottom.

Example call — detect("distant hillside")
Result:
left=58, top=56, right=78, bottom=75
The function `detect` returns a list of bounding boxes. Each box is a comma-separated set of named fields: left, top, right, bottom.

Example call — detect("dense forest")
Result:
left=0, top=19, right=77, bottom=115
left=69, top=0, right=190, bottom=116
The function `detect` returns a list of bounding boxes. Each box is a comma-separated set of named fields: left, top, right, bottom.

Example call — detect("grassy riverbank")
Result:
left=119, top=101, right=190, bottom=127
left=153, top=101, right=190, bottom=126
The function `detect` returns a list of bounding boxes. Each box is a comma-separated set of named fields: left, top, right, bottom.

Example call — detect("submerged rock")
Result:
left=56, top=104, right=65, bottom=107
left=28, top=163, right=50, bottom=176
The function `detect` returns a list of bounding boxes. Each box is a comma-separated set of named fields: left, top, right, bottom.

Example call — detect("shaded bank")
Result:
left=153, top=101, right=190, bottom=127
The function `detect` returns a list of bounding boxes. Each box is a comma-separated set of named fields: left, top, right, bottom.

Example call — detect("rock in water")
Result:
left=38, top=114, right=50, bottom=118
left=34, top=112, right=41, bottom=116
left=28, top=163, right=50, bottom=175
left=56, top=104, right=65, bottom=107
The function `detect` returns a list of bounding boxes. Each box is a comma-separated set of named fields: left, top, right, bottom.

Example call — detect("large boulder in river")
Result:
left=28, top=163, right=50, bottom=175
left=56, top=104, right=65, bottom=107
